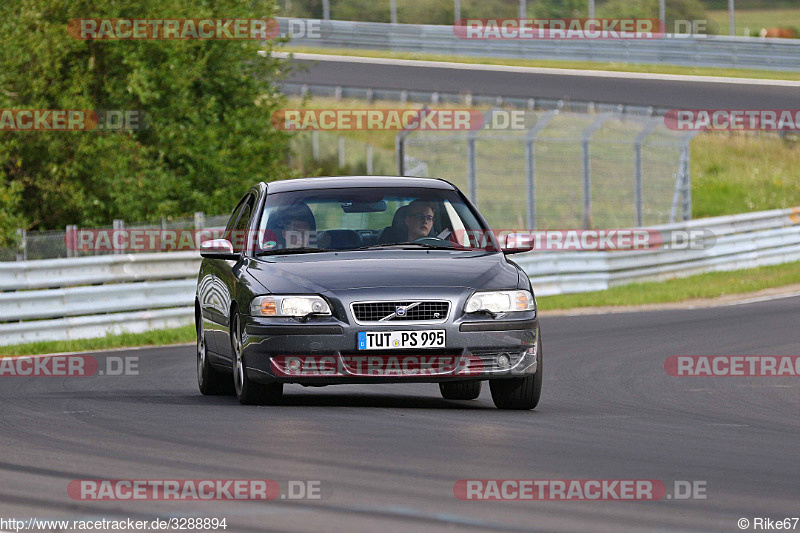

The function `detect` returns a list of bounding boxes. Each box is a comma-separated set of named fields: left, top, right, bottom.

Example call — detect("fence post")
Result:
left=681, top=132, right=698, bottom=221
left=467, top=130, right=477, bottom=204
left=338, top=136, right=346, bottom=168
left=312, top=130, right=320, bottom=161
left=366, top=144, right=373, bottom=175
left=633, top=118, right=660, bottom=227
left=194, top=212, right=205, bottom=229
left=16, top=228, right=26, bottom=261
left=581, top=113, right=612, bottom=229
left=525, top=110, right=557, bottom=230
left=396, top=132, right=406, bottom=175
left=113, top=219, right=124, bottom=255
left=390, top=0, right=397, bottom=24
left=65, top=224, right=76, bottom=258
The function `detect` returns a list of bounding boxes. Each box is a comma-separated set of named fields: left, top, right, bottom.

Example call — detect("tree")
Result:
left=0, top=0, right=293, bottom=232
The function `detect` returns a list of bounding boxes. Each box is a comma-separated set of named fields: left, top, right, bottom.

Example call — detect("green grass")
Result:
left=538, top=260, right=800, bottom=310
left=0, top=324, right=196, bottom=357
left=707, top=8, right=800, bottom=36
left=692, top=133, right=800, bottom=217
left=282, top=46, right=800, bottom=81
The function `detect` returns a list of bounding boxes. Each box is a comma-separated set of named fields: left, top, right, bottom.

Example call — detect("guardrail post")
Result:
left=16, top=228, right=26, bottom=261
left=390, top=0, right=397, bottom=24
left=633, top=118, right=660, bottom=227
left=338, top=136, right=346, bottom=168
left=366, top=144, right=373, bottom=175
left=194, top=212, right=205, bottom=229
left=581, top=113, right=612, bottom=229
left=467, top=129, right=477, bottom=204
left=525, top=110, right=557, bottom=229
left=312, top=130, right=320, bottom=160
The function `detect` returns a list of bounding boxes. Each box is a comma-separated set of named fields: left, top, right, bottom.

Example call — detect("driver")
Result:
left=403, top=200, right=435, bottom=241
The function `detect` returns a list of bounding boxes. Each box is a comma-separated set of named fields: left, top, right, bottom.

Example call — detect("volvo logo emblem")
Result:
left=395, top=306, right=408, bottom=317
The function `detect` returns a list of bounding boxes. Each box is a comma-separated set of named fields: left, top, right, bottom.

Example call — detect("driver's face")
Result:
left=405, top=207, right=434, bottom=241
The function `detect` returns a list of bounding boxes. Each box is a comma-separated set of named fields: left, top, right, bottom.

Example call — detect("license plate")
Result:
left=358, top=330, right=445, bottom=350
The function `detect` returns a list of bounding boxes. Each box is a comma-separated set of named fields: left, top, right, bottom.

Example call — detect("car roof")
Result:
left=264, top=176, right=456, bottom=193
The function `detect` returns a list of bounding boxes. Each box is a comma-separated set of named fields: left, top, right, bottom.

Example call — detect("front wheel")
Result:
left=231, top=313, right=283, bottom=405
left=439, top=380, right=482, bottom=400
left=489, top=339, right=542, bottom=410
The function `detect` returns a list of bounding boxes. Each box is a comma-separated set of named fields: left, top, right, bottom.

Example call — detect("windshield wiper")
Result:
left=255, top=247, right=335, bottom=256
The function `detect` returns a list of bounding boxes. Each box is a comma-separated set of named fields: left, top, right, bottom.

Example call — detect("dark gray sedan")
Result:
left=196, top=176, right=541, bottom=409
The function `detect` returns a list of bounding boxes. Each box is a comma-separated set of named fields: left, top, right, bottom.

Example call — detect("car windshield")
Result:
left=254, top=186, right=497, bottom=254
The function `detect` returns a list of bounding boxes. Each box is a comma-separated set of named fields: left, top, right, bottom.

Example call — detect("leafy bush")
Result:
left=0, top=0, right=293, bottom=234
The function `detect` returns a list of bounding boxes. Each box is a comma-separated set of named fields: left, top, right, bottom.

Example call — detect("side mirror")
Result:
left=502, top=233, right=534, bottom=255
left=200, top=239, right=240, bottom=260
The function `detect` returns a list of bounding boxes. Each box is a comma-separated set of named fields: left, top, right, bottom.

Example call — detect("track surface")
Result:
left=1, top=296, right=798, bottom=532
left=287, top=56, right=800, bottom=109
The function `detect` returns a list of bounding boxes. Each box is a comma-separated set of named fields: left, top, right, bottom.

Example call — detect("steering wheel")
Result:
left=412, top=236, right=452, bottom=247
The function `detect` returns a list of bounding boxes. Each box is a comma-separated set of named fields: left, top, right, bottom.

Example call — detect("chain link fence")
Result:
left=3, top=214, right=230, bottom=262
left=400, top=109, right=697, bottom=230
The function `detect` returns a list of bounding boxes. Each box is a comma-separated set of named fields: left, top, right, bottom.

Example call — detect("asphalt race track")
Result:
left=1, top=295, right=798, bottom=532
left=287, top=55, right=800, bottom=109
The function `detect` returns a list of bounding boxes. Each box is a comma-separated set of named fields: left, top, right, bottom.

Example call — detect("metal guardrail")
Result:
left=515, top=207, right=800, bottom=295
left=279, top=18, right=800, bottom=71
left=0, top=253, right=200, bottom=347
left=1, top=208, right=799, bottom=347
left=280, top=82, right=672, bottom=117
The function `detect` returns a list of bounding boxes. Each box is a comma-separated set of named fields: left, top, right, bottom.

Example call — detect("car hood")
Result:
left=248, top=250, right=520, bottom=294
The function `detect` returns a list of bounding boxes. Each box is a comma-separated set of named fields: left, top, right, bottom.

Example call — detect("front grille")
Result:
left=351, top=301, right=450, bottom=323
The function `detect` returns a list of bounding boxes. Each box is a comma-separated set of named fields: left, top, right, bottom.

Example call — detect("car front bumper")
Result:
left=240, top=314, right=539, bottom=385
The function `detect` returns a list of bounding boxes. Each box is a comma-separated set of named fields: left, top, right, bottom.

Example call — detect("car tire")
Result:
left=489, top=338, right=542, bottom=410
left=231, top=313, right=283, bottom=405
left=439, top=380, right=482, bottom=400
left=197, top=316, right=233, bottom=395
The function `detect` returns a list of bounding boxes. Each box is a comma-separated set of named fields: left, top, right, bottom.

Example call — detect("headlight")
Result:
left=250, top=295, right=331, bottom=317
left=465, top=290, right=535, bottom=314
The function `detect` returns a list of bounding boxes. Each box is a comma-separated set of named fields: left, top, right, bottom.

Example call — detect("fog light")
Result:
left=497, top=354, right=510, bottom=368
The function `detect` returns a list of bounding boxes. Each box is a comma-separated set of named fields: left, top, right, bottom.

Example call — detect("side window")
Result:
left=224, top=199, right=246, bottom=242
left=231, top=196, right=254, bottom=253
